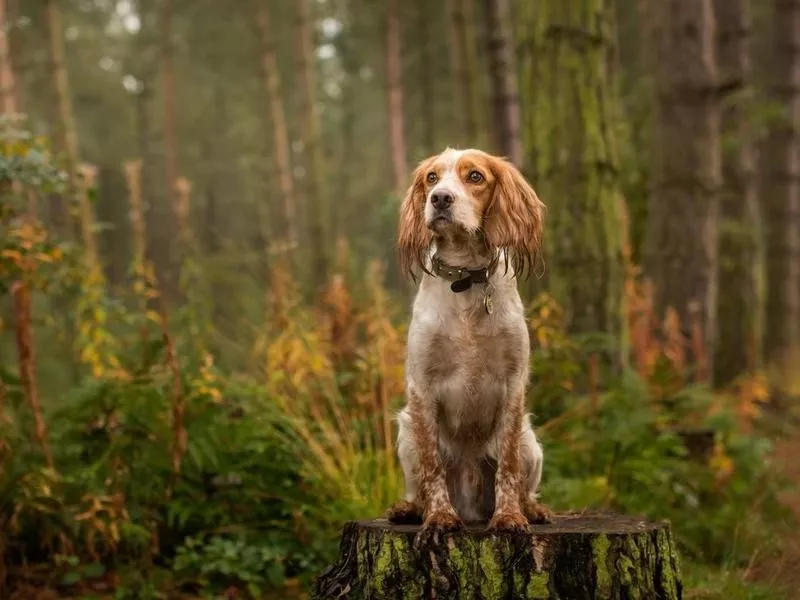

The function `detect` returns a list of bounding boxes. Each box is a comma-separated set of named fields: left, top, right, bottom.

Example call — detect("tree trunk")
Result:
left=43, top=0, right=79, bottom=239
left=646, top=0, right=721, bottom=382
left=161, top=0, right=178, bottom=298
left=416, top=0, right=436, bottom=155
left=447, top=0, right=486, bottom=147
left=162, top=0, right=178, bottom=210
left=255, top=1, right=297, bottom=249
left=313, top=514, right=683, bottom=600
left=335, top=8, right=357, bottom=239
left=44, top=0, right=101, bottom=271
left=713, top=0, right=764, bottom=386
left=296, top=0, right=329, bottom=282
left=483, top=0, right=523, bottom=167
left=124, top=159, right=147, bottom=266
left=521, top=0, right=626, bottom=340
left=386, top=0, right=408, bottom=195
left=763, top=0, right=800, bottom=364
left=0, top=0, right=18, bottom=115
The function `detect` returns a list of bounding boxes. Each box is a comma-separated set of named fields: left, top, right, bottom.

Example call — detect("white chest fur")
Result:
left=405, top=273, right=530, bottom=453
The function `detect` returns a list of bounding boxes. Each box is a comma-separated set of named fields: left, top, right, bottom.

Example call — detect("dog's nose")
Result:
left=431, top=190, right=454, bottom=210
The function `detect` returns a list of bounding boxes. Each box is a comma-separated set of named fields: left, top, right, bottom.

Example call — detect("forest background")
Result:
left=2, top=0, right=800, bottom=598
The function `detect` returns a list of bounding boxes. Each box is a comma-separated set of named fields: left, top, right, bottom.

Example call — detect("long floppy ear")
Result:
left=482, top=157, right=545, bottom=278
left=397, top=159, right=434, bottom=278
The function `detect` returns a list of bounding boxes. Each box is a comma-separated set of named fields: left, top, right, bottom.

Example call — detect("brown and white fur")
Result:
left=387, top=148, right=553, bottom=541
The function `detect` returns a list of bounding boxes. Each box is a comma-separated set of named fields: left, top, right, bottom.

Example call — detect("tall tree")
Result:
left=255, top=0, right=297, bottom=249
left=386, top=0, right=407, bottom=194
left=0, top=0, right=18, bottom=115
left=414, top=0, right=436, bottom=155
left=520, top=0, right=626, bottom=340
left=162, top=0, right=178, bottom=208
left=296, top=0, right=328, bottom=281
left=161, top=0, right=178, bottom=297
left=483, top=0, right=522, bottom=167
left=714, top=0, right=764, bottom=385
left=44, top=0, right=101, bottom=271
left=446, top=0, right=485, bottom=147
left=646, top=0, right=721, bottom=381
left=43, top=0, right=78, bottom=239
left=762, top=0, right=800, bottom=363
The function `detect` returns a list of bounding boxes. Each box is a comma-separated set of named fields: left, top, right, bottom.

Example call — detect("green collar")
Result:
left=431, top=255, right=491, bottom=293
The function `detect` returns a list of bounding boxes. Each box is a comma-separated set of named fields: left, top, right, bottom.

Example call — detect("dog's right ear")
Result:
left=397, top=158, right=434, bottom=278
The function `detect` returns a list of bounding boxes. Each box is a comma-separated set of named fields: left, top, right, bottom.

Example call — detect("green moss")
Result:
left=367, top=534, right=393, bottom=596
left=656, top=528, right=681, bottom=599
left=447, top=538, right=478, bottom=597
left=617, top=549, right=635, bottom=587
left=619, top=536, right=645, bottom=600
left=478, top=538, right=504, bottom=598
left=592, top=533, right=612, bottom=597
left=363, top=534, right=422, bottom=600
left=526, top=571, right=550, bottom=599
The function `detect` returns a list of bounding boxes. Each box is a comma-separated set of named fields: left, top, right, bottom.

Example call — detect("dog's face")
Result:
left=398, top=148, right=545, bottom=276
left=421, top=148, right=497, bottom=235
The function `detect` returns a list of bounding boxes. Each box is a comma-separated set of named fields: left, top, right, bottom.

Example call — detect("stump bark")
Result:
left=313, top=513, right=682, bottom=600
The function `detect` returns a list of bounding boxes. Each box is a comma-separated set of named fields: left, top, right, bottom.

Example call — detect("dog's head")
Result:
left=397, top=148, right=545, bottom=277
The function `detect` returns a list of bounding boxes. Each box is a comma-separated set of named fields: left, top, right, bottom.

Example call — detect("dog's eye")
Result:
left=468, top=170, right=483, bottom=183
left=426, top=172, right=438, bottom=184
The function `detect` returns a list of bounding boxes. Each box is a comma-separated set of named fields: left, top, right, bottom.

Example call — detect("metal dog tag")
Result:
left=483, top=287, right=494, bottom=314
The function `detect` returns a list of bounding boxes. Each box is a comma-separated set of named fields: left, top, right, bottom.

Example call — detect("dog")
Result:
left=386, top=147, right=552, bottom=542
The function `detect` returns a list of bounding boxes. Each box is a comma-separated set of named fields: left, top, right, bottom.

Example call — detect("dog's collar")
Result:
left=431, top=255, right=491, bottom=293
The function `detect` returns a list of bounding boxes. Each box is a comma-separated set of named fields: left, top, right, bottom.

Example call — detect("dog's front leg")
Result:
left=488, top=392, right=529, bottom=532
left=403, top=388, right=463, bottom=544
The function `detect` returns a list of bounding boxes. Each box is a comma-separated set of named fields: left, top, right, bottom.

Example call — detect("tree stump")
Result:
left=313, top=512, right=682, bottom=600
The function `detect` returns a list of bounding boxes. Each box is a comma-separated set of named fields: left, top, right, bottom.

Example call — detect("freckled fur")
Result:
left=389, top=148, right=552, bottom=536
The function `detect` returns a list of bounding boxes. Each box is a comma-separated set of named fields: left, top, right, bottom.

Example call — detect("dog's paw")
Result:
left=521, top=498, right=554, bottom=524
left=413, top=508, right=463, bottom=549
left=386, top=500, right=424, bottom=524
left=487, top=510, right=529, bottom=533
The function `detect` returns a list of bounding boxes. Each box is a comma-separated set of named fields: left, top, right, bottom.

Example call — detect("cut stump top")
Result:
left=314, top=511, right=683, bottom=600
left=358, top=512, right=665, bottom=536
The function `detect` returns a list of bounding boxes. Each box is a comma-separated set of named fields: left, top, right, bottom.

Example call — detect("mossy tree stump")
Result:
left=313, top=513, right=682, bottom=599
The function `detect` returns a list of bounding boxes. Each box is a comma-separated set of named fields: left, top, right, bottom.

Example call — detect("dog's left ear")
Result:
left=483, top=158, right=545, bottom=277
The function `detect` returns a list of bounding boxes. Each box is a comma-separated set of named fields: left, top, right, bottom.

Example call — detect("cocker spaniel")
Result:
left=387, top=147, right=553, bottom=542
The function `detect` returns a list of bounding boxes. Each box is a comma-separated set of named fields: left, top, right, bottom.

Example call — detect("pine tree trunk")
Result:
left=521, top=0, right=626, bottom=340
left=713, top=0, right=764, bottom=386
left=646, top=0, right=721, bottom=381
left=447, top=0, right=485, bottom=146
left=255, top=1, right=297, bottom=249
left=44, top=0, right=101, bottom=271
left=161, top=0, right=178, bottom=298
left=763, top=0, right=800, bottom=363
left=0, top=0, right=18, bottom=115
left=483, top=0, right=523, bottom=167
left=133, top=0, right=170, bottom=299
left=296, top=0, right=329, bottom=282
left=386, top=0, right=408, bottom=194
left=415, top=0, right=436, bottom=155
left=43, top=0, right=79, bottom=239
left=335, top=8, right=357, bottom=241
left=162, top=0, right=178, bottom=211
left=313, top=515, right=683, bottom=600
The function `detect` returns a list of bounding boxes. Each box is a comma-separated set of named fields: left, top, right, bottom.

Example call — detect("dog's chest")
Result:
left=421, top=315, right=523, bottom=442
